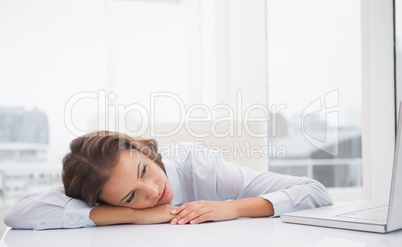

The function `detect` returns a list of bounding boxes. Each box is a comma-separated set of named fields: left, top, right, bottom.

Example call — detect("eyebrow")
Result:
left=119, top=157, right=142, bottom=204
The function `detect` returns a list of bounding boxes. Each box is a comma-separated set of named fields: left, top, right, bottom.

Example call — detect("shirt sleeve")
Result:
left=212, top=154, right=334, bottom=217
left=4, top=186, right=96, bottom=230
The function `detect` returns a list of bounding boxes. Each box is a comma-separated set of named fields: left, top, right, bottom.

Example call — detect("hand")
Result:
left=133, top=204, right=178, bottom=225
left=170, top=200, right=238, bottom=225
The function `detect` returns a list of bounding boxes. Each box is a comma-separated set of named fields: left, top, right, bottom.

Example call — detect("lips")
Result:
left=156, top=185, right=168, bottom=206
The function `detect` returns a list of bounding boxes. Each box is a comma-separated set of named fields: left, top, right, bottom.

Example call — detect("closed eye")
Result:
left=125, top=192, right=135, bottom=203
left=125, top=165, right=146, bottom=203
left=141, top=164, right=147, bottom=178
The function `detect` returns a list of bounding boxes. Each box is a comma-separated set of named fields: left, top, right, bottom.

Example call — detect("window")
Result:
left=0, top=0, right=109, bottom=201
left=266, top=0, right=363, bottom=199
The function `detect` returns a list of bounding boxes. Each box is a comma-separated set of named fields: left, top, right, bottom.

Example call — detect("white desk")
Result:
left=1, top=218, right=401, bottom=247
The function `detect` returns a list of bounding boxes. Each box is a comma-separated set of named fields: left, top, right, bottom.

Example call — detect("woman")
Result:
left=4, top=131, right=333, bottom=230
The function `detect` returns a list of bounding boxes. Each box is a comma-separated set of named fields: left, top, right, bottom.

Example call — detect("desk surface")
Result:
left=1, top=218, right=401, bottom=247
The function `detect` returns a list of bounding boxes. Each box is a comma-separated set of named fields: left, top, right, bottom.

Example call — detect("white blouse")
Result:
left=4, top=143, right=333, bottom=230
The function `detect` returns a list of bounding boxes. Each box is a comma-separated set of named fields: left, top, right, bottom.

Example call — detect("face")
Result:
left=99, top=149, right=174, bottom=209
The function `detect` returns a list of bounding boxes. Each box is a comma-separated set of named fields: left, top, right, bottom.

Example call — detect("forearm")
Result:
left=232, top=197, right=274, bottom=218
left=89, top=204, right=136, bottom=226
left=90, top=204, right=177, bottom=226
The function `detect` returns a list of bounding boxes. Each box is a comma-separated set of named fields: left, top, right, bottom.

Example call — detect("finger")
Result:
left=177, top=207, right=211, bottom=225
left=170, top=201, right=197, bottom=215
left=170, top=201, right=209, bottom=224
left=189, top=212, right=213, bottom=224
left=170, top=206, right=194, bottom=224
left=171, top=203, right=204, bottom=225
left=174, top=203, right=203, bottom=222
left=170, top=206, right=179, bottom=215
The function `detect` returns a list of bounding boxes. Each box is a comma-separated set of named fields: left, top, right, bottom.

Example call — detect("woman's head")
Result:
left=62, top=131, right=173, bottom=208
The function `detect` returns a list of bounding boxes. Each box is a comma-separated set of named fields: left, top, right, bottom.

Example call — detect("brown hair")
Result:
left=62, top=131, right=165, bottom=206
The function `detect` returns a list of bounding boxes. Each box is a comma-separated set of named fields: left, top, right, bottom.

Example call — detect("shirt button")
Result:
left=69, top=220, right=74, bottom=224
left=80, top=219, right=84, bottom=223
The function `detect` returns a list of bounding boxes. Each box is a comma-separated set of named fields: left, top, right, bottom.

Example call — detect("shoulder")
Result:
left=15, top=186, right=69, bottom=202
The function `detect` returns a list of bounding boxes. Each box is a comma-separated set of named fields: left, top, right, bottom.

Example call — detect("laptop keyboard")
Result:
left=336, top=206, right=388, bottom=223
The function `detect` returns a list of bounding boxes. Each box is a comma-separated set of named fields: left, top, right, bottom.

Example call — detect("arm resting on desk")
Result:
left=170, top=197, right=274, bottom=225
left=4, top=187, right=95, bottom=230
left=212, top=153, right=334, bottom=217
left=4, top=187, right=179, bottom=229
left=90, top=204, right=177, bottom=226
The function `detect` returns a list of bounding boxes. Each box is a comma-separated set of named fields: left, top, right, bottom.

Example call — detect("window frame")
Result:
left=361, top=0, right=395, bottom=201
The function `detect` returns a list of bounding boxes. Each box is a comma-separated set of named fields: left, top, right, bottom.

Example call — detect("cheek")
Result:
left=151, top=164, right=166, bottom=180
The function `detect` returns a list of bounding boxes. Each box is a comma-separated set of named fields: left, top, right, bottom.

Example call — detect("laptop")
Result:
left=280, top=102, right=402, bottom=233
